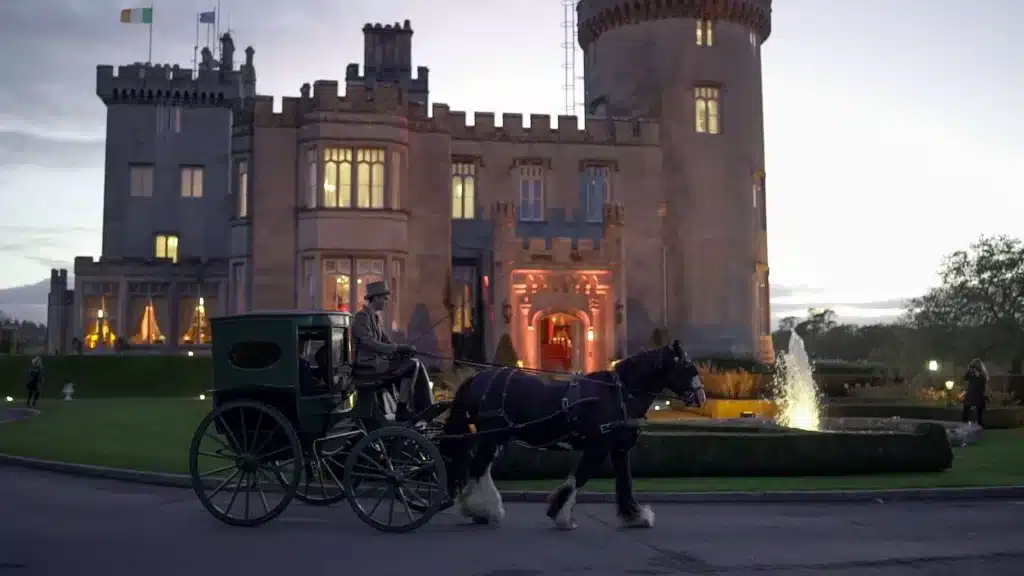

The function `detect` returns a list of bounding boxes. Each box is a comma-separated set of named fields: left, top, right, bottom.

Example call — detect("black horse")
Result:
left=439, top=340, right=706, bottom=530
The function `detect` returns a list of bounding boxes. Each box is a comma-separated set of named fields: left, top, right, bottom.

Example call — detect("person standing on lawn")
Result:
left=25, top=356, right=42, bottom=408
left=962, top=358, right=988, bottom=427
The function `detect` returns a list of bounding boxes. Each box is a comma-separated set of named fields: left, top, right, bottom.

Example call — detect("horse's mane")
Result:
left=605, top=345, right=669, bottom=385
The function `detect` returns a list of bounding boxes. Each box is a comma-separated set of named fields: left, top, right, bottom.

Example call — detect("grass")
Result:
left=2, top=398, right=1023, bottom=492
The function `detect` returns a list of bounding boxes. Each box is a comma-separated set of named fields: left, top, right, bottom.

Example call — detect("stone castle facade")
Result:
left=48, top=0, right=774, bottom=369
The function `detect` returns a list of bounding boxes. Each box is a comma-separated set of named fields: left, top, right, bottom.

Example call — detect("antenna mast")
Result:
left=561, top=0, right=582, bottom=117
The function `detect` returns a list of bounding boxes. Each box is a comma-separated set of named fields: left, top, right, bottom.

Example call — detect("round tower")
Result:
left=578, top=0, right=772, bottom=360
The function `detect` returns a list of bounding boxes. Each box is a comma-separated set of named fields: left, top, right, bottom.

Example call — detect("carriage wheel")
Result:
left=188, top=400, right=301, bottom=527
left=286, top=431, right=357, bottom=506
left=343, top=426, right=447, bottom=533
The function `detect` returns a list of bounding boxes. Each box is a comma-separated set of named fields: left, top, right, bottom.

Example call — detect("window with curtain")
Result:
left=391, top=150, right=401, bottom=210
left=355, top=259, right=385, bottom=303
left=583, top=165, right=610, bottom=222
left=323, top=259, right=352, bottom=312
left=306, top=149, right=317, bottom=208
left=236, top=160, right=248, bottom=217
left=694, top=87, right=721, bottom=134
left=356, top=149, right=386, bottom=208
left=451, top=266, right=476, bottom=333
left=451, top=162, right=476, bottom=219
left=518, top=165, right=544, bottom=221
left=323, top=148, right=352, bottom=208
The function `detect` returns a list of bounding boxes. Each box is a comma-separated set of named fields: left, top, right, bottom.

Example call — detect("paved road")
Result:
left=1, top=467, right=1022, bottom=575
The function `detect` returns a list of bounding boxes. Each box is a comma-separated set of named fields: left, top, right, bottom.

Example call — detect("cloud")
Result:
left=0, top=131, right=104, bottom=169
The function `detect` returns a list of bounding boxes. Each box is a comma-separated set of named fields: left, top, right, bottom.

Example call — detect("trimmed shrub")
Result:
left=492, top=333, right=519, bottom=367
left=491, top=425, right=953, bottom=479
left=0, top=355, right=212, bottom=398
left=698, top=365, right=764, bottom=399
left=649, top=327, right=669, bottom=348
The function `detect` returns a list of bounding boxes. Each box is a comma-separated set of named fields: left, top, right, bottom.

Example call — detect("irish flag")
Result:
left=119, top=7, right=153, bottom=24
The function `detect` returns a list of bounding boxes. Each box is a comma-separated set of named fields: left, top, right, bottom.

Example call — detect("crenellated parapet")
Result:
left=244, top=80, right=410, bottom=129
left=577, top=0, right=772, bottom=48
left=418, top=104, right=659, bottom=145
left=96, top=33, right=256, bottom=106
left=74, top=256, right=228, bottom=279
left=492, top=201, right=625, bottom=269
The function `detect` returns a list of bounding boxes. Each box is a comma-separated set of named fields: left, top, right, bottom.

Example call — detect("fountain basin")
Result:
left=648, top=417, right=983, bottom=446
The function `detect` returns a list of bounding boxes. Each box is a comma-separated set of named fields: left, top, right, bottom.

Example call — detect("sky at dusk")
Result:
left=0, top=0, right=1021, bottom=325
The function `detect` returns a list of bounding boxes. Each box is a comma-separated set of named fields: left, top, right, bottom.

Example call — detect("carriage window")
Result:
left=298, top=328, right=332, bottom=393
left=228, top=341, right=282, bottom=370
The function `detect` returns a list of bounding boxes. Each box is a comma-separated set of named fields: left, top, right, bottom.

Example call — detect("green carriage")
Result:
left=187, top=310, right=449, bottom=532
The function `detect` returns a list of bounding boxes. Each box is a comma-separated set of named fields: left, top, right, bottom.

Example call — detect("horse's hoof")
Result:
left=619, top=505, right=655, bottom=529
left=554, top=519, right=578, bottom=531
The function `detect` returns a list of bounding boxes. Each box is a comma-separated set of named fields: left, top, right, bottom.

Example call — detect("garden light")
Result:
left=187, top=350, right=195, bottom=357
left=4, top=396, right=12, bottom=402
left=928, top=360, right=939, bottom=372
left=945, top=380, right=954, bottom=391
left=198, top=394, right=206, bottom=400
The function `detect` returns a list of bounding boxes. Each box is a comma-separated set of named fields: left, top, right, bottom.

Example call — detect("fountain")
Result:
left=772, top=331, right=822, bottom=431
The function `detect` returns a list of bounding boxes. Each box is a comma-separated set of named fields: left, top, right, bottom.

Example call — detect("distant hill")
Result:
left=0, top=278, right=55, bottom=324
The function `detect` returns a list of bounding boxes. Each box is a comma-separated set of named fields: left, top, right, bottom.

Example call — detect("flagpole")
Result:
left=214, top=1, right=221, bottom=59
left=193, top=13, right=200, bottom=75
left=147, top=5, right=153, bottom=64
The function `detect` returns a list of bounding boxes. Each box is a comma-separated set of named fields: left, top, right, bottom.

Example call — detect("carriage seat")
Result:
left=350, top=363, right=400, bottom=421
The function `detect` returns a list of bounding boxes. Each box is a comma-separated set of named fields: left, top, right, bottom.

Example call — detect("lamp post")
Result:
left=944, top=380, right=954, bottom=408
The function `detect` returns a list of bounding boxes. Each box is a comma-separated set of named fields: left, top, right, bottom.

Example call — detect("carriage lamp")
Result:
left=614, top=301, right=624, bottom=325
left=587, top=327, right=595, bottom=342
left=502, top=299, right=512, bottom=324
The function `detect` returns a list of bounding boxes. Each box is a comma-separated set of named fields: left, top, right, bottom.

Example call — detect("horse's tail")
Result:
left=439, top=373, right=478, bottom=496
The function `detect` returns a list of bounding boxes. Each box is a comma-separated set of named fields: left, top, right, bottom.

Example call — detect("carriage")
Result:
left=187, top=310, right=454, bottom=533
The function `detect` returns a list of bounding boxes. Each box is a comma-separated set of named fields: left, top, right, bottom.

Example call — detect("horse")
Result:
left=438, top=340, right=706, bottom=530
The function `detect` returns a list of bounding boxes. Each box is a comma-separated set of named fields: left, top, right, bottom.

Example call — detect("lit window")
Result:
left=323, top=148, right=352, bottom=208
left=694, top=87, right=720, bottom=134
left=155, top=234, right=179, bottom=263
left=355, top=259, right=385, bottom=303
left=306, top=149, right=318, bottom=208
left=451, top=267, right=475, bottom=334
left=696, top=18, right=714, bottom=47
left=129, top=165, right=153, bottom=197
left=391, top=150, right=401, bottom=209
left=451, top=162, right=476, bottom=219
left=518, top=165, right=544, bottom=222
left=583, top=166, right=610, bottom=223
left=236, top=161, right=248, bottom=217
left=356, top=148, right=386, bottom=208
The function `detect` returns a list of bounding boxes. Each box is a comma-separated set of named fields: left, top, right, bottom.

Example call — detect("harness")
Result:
left=467, top=365, right=646, bottom=443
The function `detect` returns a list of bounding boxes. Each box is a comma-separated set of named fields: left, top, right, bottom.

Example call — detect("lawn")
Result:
left=2, top=398, right=1023, bottom=492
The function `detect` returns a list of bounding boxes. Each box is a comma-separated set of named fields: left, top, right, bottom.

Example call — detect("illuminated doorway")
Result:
left=538, top=312, right=583, bottom=373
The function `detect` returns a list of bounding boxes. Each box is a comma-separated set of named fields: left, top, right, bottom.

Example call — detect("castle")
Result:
left=48, top=0, right=774, bottom=371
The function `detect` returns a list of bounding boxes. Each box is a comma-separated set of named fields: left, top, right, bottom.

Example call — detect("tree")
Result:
left=778, top=316, right=799, bottom=332
left=904, top=235, right=1024, bottom=373
left=493, top=333, right=519, bottom=367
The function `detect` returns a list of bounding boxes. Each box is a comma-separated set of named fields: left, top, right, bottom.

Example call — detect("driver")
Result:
left=351, top=280, right=433, bottom=421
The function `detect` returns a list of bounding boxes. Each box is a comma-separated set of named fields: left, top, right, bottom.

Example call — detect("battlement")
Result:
left=246, top=80, right=410, bottom=127
left=74, top=256, right=228, bottom=279
left=97, top=33, right=255, bottom=106
left=422, top=104, right=659, bottom=145
left=492, top=201, right=624, bottom=267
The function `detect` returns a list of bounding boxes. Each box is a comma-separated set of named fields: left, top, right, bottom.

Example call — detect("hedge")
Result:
left=824, top=403, right=1024, bottom=429
left=491, top=423, right=953, bottom=479
left=0, top=355, right=211, bottom=398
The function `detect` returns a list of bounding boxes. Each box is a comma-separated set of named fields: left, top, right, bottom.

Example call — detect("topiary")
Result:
left=649, top=327, right=669, bottom=348
left=493, top=333, right=519, bottom=367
